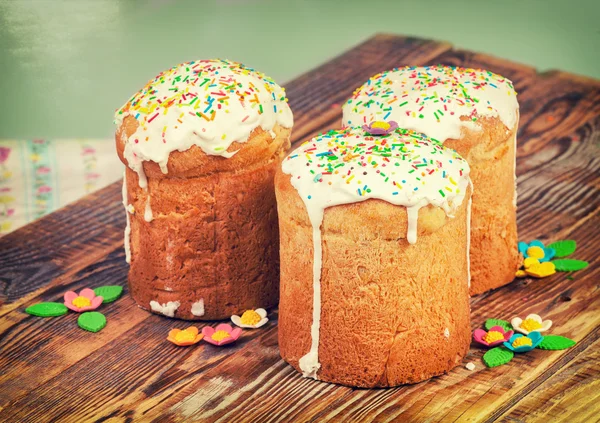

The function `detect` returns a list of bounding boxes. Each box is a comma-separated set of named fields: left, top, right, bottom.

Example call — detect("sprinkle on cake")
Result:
left=343, top=65, right=518, bottom=141
left=283, top=126, right=470, bottom=227
left=114, top=59, right=293, bottom=183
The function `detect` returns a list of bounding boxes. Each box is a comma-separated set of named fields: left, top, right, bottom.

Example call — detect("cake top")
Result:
left=342, top=65, right=518, bottom=141
left=114, top=59, right=293, bottom=168
left=282, top=124, right=471, bottom=242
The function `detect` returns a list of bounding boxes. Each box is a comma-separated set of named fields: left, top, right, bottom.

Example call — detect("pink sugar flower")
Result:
left=473, top=325, right=514, bottom=348
left=64, top=288, right=104, bottom=313
left=202, top=323, right=242, bottom=346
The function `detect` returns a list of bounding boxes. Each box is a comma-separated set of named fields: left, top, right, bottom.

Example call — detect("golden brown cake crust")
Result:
left=276, top=171, right=472, bottom=387
left=445, top=115, right=520, bottom=295
left=116, top=115, right=290, bottom=178
left=120, top=120, right=291, bottom=320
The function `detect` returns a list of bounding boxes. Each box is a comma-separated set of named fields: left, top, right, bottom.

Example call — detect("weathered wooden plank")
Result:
left=0, top=249, right=142, bottom=408
left=496, top=337, right=600, bottom=423
left=0, top=307, right=274, bottom=422
left=0, top=182, right=124, bottom=309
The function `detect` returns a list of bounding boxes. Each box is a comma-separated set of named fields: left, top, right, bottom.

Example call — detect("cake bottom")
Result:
left=124, top=158, right=280, bottom=320
left=278, top=196, right=471, bottom=388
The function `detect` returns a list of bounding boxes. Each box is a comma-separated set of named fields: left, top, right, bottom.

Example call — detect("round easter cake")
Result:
left=115, top=59, right=293, bottom=320
left=276, top=125, right=472, bottom=387
left=343, top=65, right=520, bottom=295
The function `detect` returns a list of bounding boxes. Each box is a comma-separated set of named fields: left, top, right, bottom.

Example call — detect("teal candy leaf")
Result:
left=546, top=240, right=577, bottom=257
left=483, top=347, right=514, bottom=368
left=78, top=312, right=107, bottom=333
left=485, top=319, right=513, bottom=332
left=552, top=259, right=589, bottom=272
left=93, top=285, right=123, bottom=303
left=25, top=302, right=68, bottom=317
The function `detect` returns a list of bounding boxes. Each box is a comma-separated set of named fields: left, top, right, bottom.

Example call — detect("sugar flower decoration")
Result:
left=473, top=325, right=514, bottom=348
left=167, top=326, right=203, bottom=346
left=503, top=332, right=544, bottom=353
left=515, top=257, right=556, bottom=278
left=64, top=288, right=104, bottom=313
left=362, top=120, right=398, bottom=136
left=511, top=314, right=552, bottom=335
left=202, top=323, right=242, bottom=346
left=518, top=240, right=555, bottom=263
left=231, top=308, right=268, bottom=329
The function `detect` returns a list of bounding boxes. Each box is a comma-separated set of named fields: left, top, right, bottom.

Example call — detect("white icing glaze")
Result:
left=512, top=118, right=519, bottom=207
left=343, top=65, right=519, bottom=142
left=191, top=299, right=205, bottom=317
left=444, top=328, right=450, bottom=338
left=466, top=189, right=472, bottom=288
left=150, top=300, right=180, bottom=317
left=297, top=223, right=323, bottom=378
left=114, top=59, right=293, bottom=188
left=281, top=126, right=471, bottom=379
left=122, top=172, right=131, bottom=264
left=144, top=196, right=153, bottom=222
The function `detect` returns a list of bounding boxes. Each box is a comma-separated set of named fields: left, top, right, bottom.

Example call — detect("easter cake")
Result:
left=343, top=65, right=520, bottom=295
left=115, top=59, right=293, bottom=320
left=276, top=125, right=472, bottom=387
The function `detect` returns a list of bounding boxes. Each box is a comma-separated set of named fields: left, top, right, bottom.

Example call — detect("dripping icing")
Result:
left=466, top=182, right=473, bottom=287
left=144, top=196, right=153, bottom=222
left=122, top=172, right=132, bottom=264
left=281, top=127, right=471, bottom=379
left=298, top=218, right=324, bottom=378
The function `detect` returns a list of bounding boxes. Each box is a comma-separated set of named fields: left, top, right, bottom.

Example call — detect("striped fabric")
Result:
left=0, top=139, right=122, bottom=235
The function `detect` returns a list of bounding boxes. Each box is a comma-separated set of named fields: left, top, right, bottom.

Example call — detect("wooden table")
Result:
left=1, top=34, right=598, bottom=423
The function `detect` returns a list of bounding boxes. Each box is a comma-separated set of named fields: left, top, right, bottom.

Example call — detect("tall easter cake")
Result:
left=115, top=59, right=293, bottom=320
left=276, top=125, right=472, bottom=387
left=343, top=65, right=519, bottom=295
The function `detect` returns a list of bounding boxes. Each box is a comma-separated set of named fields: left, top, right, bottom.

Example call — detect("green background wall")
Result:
left=1, top=0, right=598, bottom=138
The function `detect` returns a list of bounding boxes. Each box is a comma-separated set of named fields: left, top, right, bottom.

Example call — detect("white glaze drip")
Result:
left=406, top=205, right=421, bottom=244
left=282, top=127, right=471, bottom=379
left=466, top=183, right=473, bottom=288
left=122, top=172, right=131, bottom=264
left=191, top=299, right=205, bottom=317
left=144, top=196, right=153, bottom=222
left=512, top=117, right=519, bottom=208
left=298, top=216, right=324, bottom=377
left=150, top=300, right=180, bottom=317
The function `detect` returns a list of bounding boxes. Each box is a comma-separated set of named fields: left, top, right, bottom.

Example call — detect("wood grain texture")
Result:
left=497, top=337, right=600, bottom=423
left=0, top=34, right=599, bottom=423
